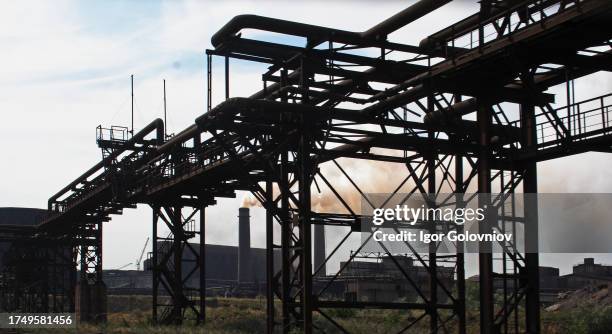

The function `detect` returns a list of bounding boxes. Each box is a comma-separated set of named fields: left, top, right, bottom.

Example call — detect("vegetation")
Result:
left=14, top=291, right=612, bottom=333
left=542, top=306, right=612, bottom=334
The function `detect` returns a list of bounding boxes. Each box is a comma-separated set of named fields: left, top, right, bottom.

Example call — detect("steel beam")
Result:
left=521, top=73, right=541, bottom=334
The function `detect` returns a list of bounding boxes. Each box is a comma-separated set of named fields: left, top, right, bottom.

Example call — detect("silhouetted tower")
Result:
left=314, top=225, right=326, bottom=276
left=238, top=207, right=251, bottom=283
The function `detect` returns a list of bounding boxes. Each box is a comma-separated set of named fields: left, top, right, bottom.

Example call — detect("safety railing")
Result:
left=430, top=0, right=584, bottom=55
left=509, top=93, right=612, bottom=149
left=538, top=93, right=611, bottom=145
left=96, top=125, right=130, bottom=144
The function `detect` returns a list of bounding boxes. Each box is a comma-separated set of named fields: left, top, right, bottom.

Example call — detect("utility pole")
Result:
left=163, top=79, right=167, bottom=139
left=131, top=74, right=134, bottom=135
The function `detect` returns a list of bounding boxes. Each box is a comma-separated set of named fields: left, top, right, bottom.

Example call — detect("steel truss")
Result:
left=2, top=0, right=609, bottom=332
left=151, top=204, right=208, bottom=325
left=74, top=216, right=106, bottom=323
left=0, top=226, right=75, bottom=314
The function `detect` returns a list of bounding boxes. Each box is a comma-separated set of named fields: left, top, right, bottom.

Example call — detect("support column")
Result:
left=172, top=206, right=184, bottom=324
left=280, top=148, right=291, bottom=333
left=522, top=94, right=540, bottom=334
left=199, top=206, right=206, bottom=324
left=426, top=93, right=438, bottom=332
left=151, top=205, right=205, bottom=325
left=266, top=180, right=275, bottom=334
left=298, top=57, right=313, bottom=334
left=298, top=132, right=313, bottom=333
left=477, top=103, right=494, bottom=334
left=453, top=93, right=467, bottom=334
left=75, top=219, right=107, bottom=324
left=152, top=208, right=159, bottom=323
left=278, top=67, right=293, bottom=334
left=478, top=4, right=495, bottom=332
left=455, top=154, right=467, bottom=334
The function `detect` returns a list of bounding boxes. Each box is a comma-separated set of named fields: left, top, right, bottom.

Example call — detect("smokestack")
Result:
left=238, top=207, right=251, bottom=283
left=314, top=225, right=326, bottom=276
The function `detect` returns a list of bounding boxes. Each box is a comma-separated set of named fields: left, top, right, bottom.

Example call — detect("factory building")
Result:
left=0, top=207, right=47, bottom=266
left=535, top=259, right=612, bottom=304
left=0, top=207, right=73, bottom=313
left=12, top=207, right=612, bottom=305
left=109, top=208, right=449, bottom=300
left=0, top=207, right=47, bottom=225
left=0, top=207, right=48, bottom=272
left=467, top=258, right=612, bottom=304
left=339, top=255, right=455, bottom=303
left=557, top=258, right=612, bottom=290
left=525, top=258, right=612, bottom=293
left=103, top=270, right=153, bottom=294
left=136, top=243, right=280, bottom=294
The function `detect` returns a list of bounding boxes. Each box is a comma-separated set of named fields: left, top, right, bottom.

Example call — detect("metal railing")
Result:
left=96, top=125, right=130, bottom=143
left=533, top=93, right=612, bottom=147
left=439, top=0, right=583, bottom=53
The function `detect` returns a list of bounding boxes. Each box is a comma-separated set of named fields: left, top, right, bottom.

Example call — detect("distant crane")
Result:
left=136, top=237, right=150, bottom=271
left=115, top=263, right=132, bottom=270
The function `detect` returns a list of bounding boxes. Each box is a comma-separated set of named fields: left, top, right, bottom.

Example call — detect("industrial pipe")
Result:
left=157, top=124, right=199, bottom=154
left=423, top=98, right=479, bottom=124
left=239, top=0, right=449, bottom=103
left=362, top=83, right=426, bottom=116
left=48, top=118, right=164, bottom=210
left=212, top=0, right=449, bottom=48
left=362, top=0, right=451, bottom=40
left=211, top=15, right=362, bottom=48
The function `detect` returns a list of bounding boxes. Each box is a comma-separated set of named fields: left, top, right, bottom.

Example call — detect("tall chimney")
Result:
left=314, top=225, right=326, bottom=276
left=238, top=207, right=251, bottom=283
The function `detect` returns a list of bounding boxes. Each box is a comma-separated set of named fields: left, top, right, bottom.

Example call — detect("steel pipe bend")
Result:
left=211, top=14, right=360, bottom=48
left=212, top=0, right=449, bottom=48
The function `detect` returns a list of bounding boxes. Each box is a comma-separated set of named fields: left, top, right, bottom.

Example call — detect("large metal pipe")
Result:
left=362, top=0, right=451, bottom=39
left=423, top=98, right=479, bottom=124
left=157, top=124, right=198, bottom=154
left=212, top=0, right=448, bottom=48
left=48, top=118, right=164, bottom=210
left=173, top=44, right=604, bottom=155
left=363, top=83, right=426, bottom=116
left=215, top=1, right=449, bottom=102
left=212, top=15, right=362, bottom=48
left=238, top=207, right=251, bottom=283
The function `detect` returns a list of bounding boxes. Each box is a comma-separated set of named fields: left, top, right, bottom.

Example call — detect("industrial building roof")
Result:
left=0, top=207, right=47, bottom=226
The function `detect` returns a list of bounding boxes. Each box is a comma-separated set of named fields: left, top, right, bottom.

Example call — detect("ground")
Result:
left=12, top=284, right=612, bottom=333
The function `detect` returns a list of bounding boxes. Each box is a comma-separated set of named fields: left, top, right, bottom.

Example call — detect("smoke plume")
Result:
left=239, top=156, right=417, bottom=214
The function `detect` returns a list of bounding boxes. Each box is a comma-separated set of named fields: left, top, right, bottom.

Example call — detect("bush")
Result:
left=560, top=307, right=612, bottom=334
left=587, top=307, right=612, bottom=334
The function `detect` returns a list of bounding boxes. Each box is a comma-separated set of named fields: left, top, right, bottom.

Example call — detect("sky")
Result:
left=1, top=0, right=611, bottom=276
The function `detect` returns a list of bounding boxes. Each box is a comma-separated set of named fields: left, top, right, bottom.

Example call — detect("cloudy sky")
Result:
left=1, top=0, right=611, bottom=275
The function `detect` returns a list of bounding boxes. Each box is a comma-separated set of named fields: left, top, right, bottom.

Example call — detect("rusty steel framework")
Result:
left=0, top=225, right=75, bottom=314
left=1, top=0, right=612, bottom=333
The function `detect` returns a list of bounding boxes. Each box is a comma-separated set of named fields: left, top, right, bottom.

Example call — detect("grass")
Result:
left=12, top=292, right=612, bottom=333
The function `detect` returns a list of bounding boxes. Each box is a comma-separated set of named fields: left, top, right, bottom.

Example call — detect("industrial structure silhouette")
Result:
left=1, top=0, right=612, bottom=333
